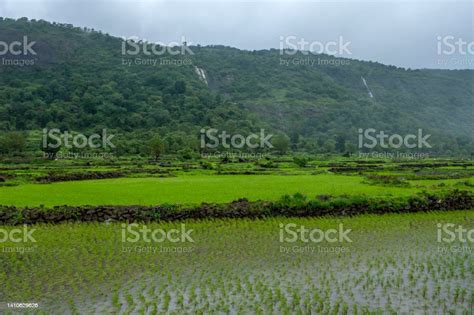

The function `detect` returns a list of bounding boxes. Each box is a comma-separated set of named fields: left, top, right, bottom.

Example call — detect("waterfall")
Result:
left=361, top=76, right=374, bottom=98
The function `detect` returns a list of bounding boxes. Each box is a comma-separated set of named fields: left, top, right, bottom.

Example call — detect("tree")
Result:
left=272, top=133, right=291, bottom=155
left=40, top=134, right=61, bottom=159
left=148, top=135, right=165, bottom=161
left=293, top=155, right=309, bottom=168
left=174, top=80, right=186, bottom=94
left=335, top=134, right=347, bottom=153
left=323, top=139, right=336, bottom=153
left=344, top=142, right=357, bottom=155
left=0, top=132, right=26, bottom=155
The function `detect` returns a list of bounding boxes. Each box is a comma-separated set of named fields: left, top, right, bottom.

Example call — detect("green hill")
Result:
left=0, top=17, right=472, bottom=155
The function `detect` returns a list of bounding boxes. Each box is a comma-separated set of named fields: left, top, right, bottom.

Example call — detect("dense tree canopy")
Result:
left=0, top=17, right=472, bottom=156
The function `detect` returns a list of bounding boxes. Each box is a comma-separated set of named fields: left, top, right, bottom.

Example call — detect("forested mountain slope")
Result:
left=0, top=17, right=472, bottom=154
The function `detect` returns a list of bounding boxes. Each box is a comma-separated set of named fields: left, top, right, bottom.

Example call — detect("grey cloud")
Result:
left=1, top=0, right=472, bottom=69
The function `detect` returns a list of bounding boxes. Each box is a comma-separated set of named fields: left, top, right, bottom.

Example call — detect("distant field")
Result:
left=0, top=173, right=433, bottom=207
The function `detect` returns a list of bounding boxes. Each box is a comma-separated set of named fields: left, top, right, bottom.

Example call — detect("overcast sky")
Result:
left=1, top=0, right=472, bottom=69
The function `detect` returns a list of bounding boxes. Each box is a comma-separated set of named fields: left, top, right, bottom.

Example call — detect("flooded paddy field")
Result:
left=1, top=210, right=472, bottom=314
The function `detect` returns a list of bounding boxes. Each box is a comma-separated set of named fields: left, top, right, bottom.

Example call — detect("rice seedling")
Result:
left=0, top=210, right=471, bottom=313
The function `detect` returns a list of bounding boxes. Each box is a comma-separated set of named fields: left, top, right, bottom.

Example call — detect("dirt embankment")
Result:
left=0, top=190, right=472, bottom=225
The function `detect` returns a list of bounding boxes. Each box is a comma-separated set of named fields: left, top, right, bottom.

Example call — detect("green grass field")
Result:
left=2, top=157, right=472, bottom=207
left=1, top=173, right=469, bottom=207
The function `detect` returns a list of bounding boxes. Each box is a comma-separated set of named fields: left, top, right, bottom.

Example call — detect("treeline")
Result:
left=2, top=128, right=474, bottom=159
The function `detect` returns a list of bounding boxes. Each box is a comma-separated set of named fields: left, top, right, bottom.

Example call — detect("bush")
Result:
left=293, top=156, right=309, bottom=168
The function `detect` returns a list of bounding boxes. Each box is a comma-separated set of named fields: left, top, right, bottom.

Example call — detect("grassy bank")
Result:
left=1, top=190, right=472, bottom=225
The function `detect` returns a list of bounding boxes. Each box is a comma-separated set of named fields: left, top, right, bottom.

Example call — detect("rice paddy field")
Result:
left=1, top=211, right=473, bottom=314
left=0, top=157, right=473, bottom=314
left=1, top=157, right=473, bottom=207
left=0, top=174, right=433, bottom=207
